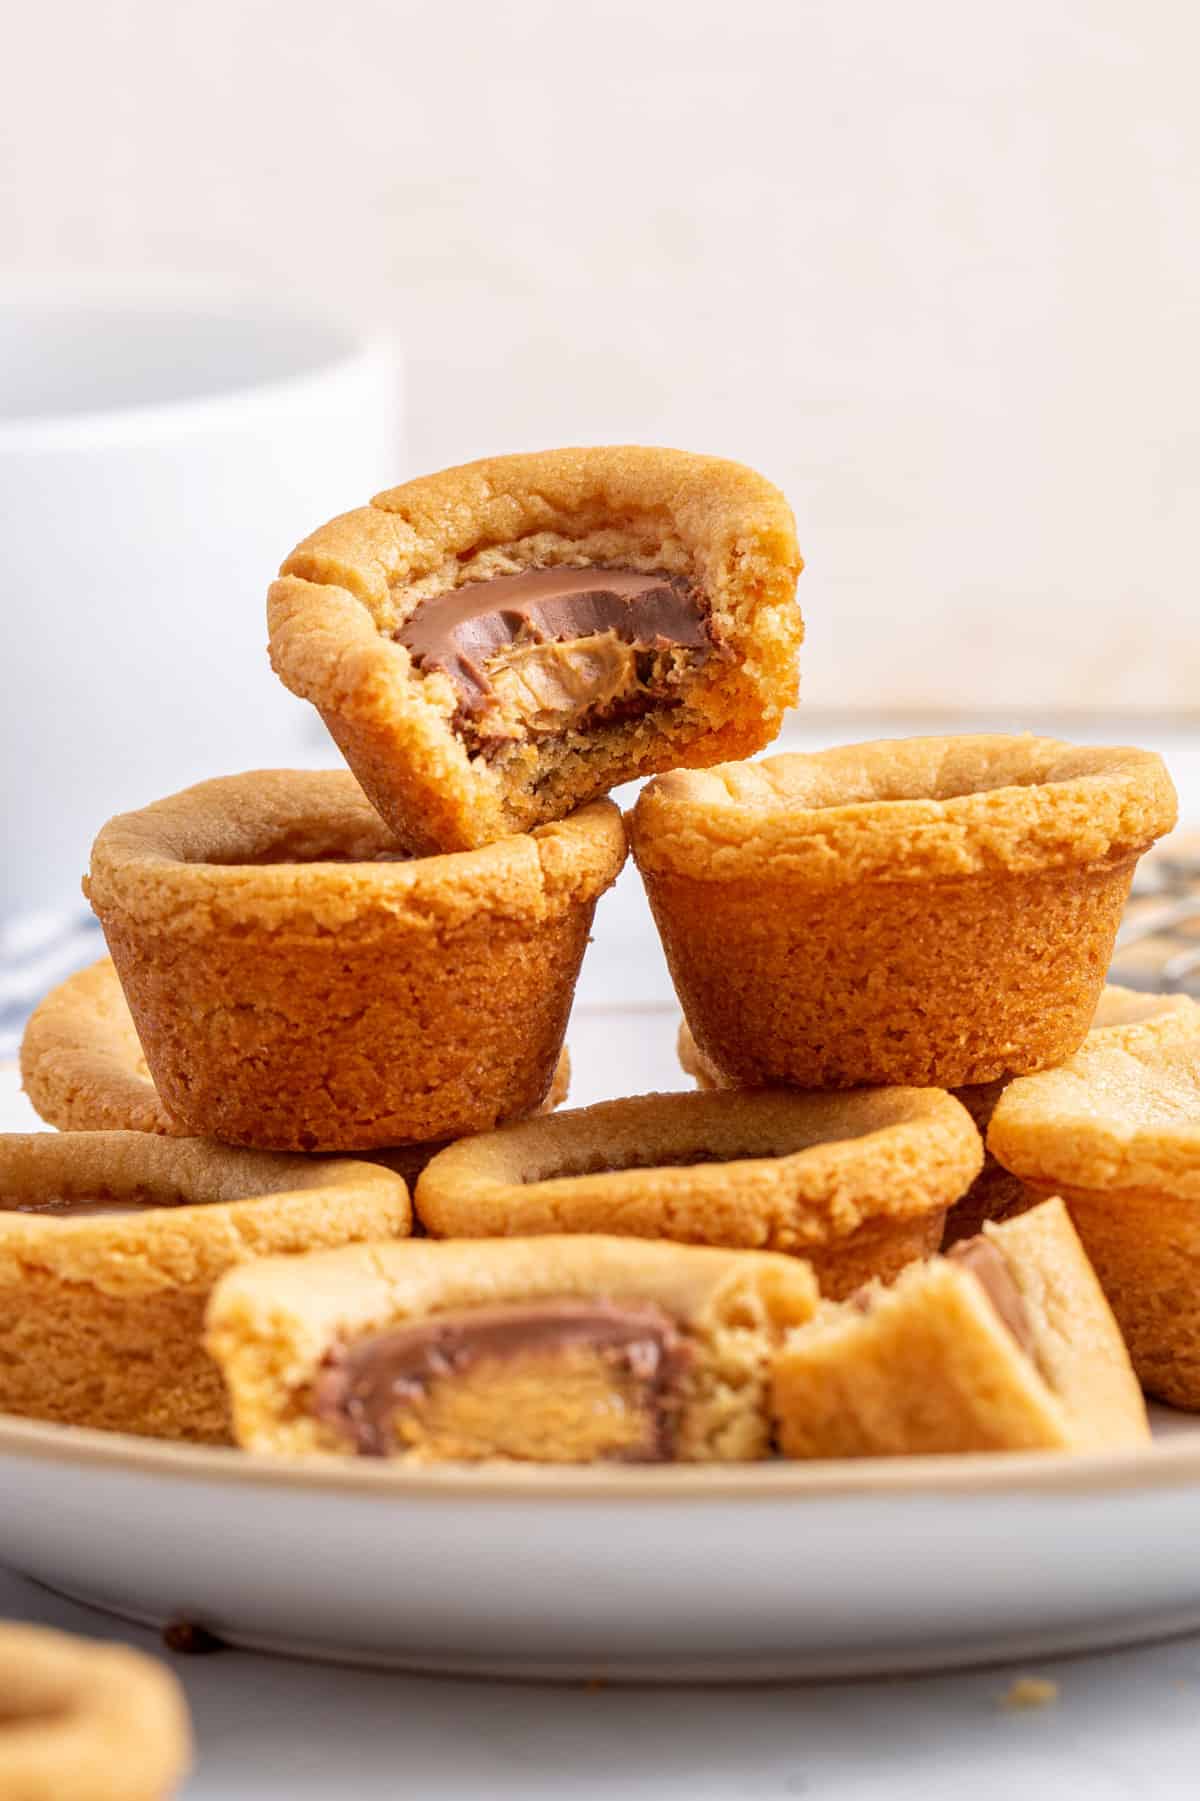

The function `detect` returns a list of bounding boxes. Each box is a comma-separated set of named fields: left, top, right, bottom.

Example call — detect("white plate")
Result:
left=4, top=1031, right=1200, bottom=1683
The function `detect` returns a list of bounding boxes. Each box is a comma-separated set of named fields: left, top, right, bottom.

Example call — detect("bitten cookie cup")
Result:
left=414, top=1089, right=983, bottom=1298
left=771, top=1199, right=1149, bottom=1458
left=987, top=1008, right=1200, bottom=1409
left=20, top=956, right=572, bottom=1179
left=0, top=1623, right=191, bottom=1801
left=267, top=447, right=803, bottom=855
left=632, top=736, right=1177, bottom=1090
left=207, top=1235, right=818, bottom=1464
left=0, top=1133, right=410, bottom=1441
left=85, top=770, right=621, bottom=1152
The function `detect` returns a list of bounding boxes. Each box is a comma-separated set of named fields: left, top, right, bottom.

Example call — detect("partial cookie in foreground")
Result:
left=0, top=1622, right=190, bottom=1801
left=988, top=1006, right=1200, bottom=1408
left=86, top=770, right=617, bottom=1151
left=20, top=956, right=571, bottom=1180
left=772, top=1199, right=1148, bottom=1457
left=415, top=1088, right=983, bottom=1297
left=633, top=736, right=1176, bottom=1089
left=0, top=1132, right=410, bottom=1441
left=677, top=986, right=1199, bottom=1249
left=268, top=447, right=803, bottom=854
left=207, top=1235, right=818, bottom=1463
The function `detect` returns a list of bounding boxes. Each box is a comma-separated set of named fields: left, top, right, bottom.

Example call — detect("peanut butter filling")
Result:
left=396, top=566, right=714, bottom=754
left=312, top=1297, right=690, bottom=1462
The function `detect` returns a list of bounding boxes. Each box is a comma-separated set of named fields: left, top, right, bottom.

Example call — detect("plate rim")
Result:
left=3, top=1409, right=1200, bottom=1505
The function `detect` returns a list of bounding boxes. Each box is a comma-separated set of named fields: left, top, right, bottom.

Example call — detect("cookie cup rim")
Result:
left=415, top=1087, right=984, bottom=1245
left=630, top=735, right=1177, bottom=885
left=0, top=1131, right=411, bottom=1290
left=85, top=769, right=626, bottom=932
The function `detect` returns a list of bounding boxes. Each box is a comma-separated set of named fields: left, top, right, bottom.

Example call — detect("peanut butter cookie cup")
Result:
left=0, top=1623, right=191, bottom=1801
left=207, top=1235, right=817, bottom=1463
left=633, top=736, right=1176, bottom=1089
left=267, top=447, right=803, bottom=855
left=20, top=956, right=571, bottom=1179
left=86, top=770, right=621, bottom=1152
left=772, top=1199, right=1148, bottom=1457
left=415, top=1088, right=983, bottom=1297
left=988, top=1005, right=1200, bottom=1408
left=678, top=985, right=1198, bottom=1248
left=0, top=1132, right=410, bottom=1441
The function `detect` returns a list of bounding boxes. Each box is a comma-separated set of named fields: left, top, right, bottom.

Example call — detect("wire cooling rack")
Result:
left=1113, top=833, right=1200, bottom=995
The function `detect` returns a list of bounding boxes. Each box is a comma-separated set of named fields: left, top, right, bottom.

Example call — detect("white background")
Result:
left=4, top=0, right=1198, bottom=713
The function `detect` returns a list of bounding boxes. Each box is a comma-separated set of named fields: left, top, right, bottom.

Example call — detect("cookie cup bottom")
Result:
left=20, top=959, right=572, bottom=1180
left=647, top=859, right=1135, bottom=1089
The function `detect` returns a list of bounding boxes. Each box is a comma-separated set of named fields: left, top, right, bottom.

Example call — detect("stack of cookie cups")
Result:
left=13, top=446, right=820, bottom=1464
left=10, top=442, right=1186, bottom=1469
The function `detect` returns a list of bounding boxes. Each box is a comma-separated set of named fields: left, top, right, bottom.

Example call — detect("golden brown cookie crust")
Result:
left=635, top=738, right=1175, bottom=1090
left=208, top=1233, right=817, bottom=1462
left=631, top=736, right=1176, bottom=885
left=0, top=1623, right=191, bottom=1801
left=771, top=1199, right=1148, bottom=1457
left=415, top=1088, right=983, bottom=1297
left=86, top=771, right=622, bottom=1151
left=268, top=447, right=803, bottom=855
left=0, top=1132, right=410, bottom=1440
left=20, top=957, right=572, bottom=1149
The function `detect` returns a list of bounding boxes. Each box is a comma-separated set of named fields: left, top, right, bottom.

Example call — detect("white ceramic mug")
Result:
left=0, top=280, right=402, bottom=915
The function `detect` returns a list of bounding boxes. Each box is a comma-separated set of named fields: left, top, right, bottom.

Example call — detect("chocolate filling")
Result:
left=312, top=1297, right=690, bottom=1461
left=947, top=1235, right=1036, bottom=1360
left=396, top=566, right=713, bottom=749
left=3, top=1198, right=174, bottom=1217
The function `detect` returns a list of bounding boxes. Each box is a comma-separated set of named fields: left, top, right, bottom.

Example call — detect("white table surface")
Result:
left=6, top=1560, right=1200, bottom=1801
left=5, top=711, right=1200, bottom=1799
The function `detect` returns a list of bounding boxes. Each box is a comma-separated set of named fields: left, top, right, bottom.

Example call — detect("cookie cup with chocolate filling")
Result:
left=0, top=1624, right=191, bottom=1801
left=207, top=1235, right=818, bottom=1463
left=987, top=1008, right=1200, bottom=1409
left=19, top=956, right=572, bottom=1184
left=633, top=736, right=1176, bottom=1090
left=86, top=770, right=622, bottom=1152
left=771, top=1199, right=1148, bottom=1457
left=268, top=447, right=803, bottom=855
left=677, top=983, right=1200, bottom=1248
left=414, top=1088, right=983, bottom=1298
left=0, top=1132, right=410, bottom=1441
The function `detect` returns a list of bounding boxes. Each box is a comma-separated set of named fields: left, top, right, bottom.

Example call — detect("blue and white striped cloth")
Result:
left=0, top=911, right=104, bottom=1060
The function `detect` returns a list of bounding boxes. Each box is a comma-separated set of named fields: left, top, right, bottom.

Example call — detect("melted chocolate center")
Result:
left=4, top=1198, right=176, bottom=1217
left=396, top=565, right=710, bottom=712
left=313, top=1297, right=690, bottom=1460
